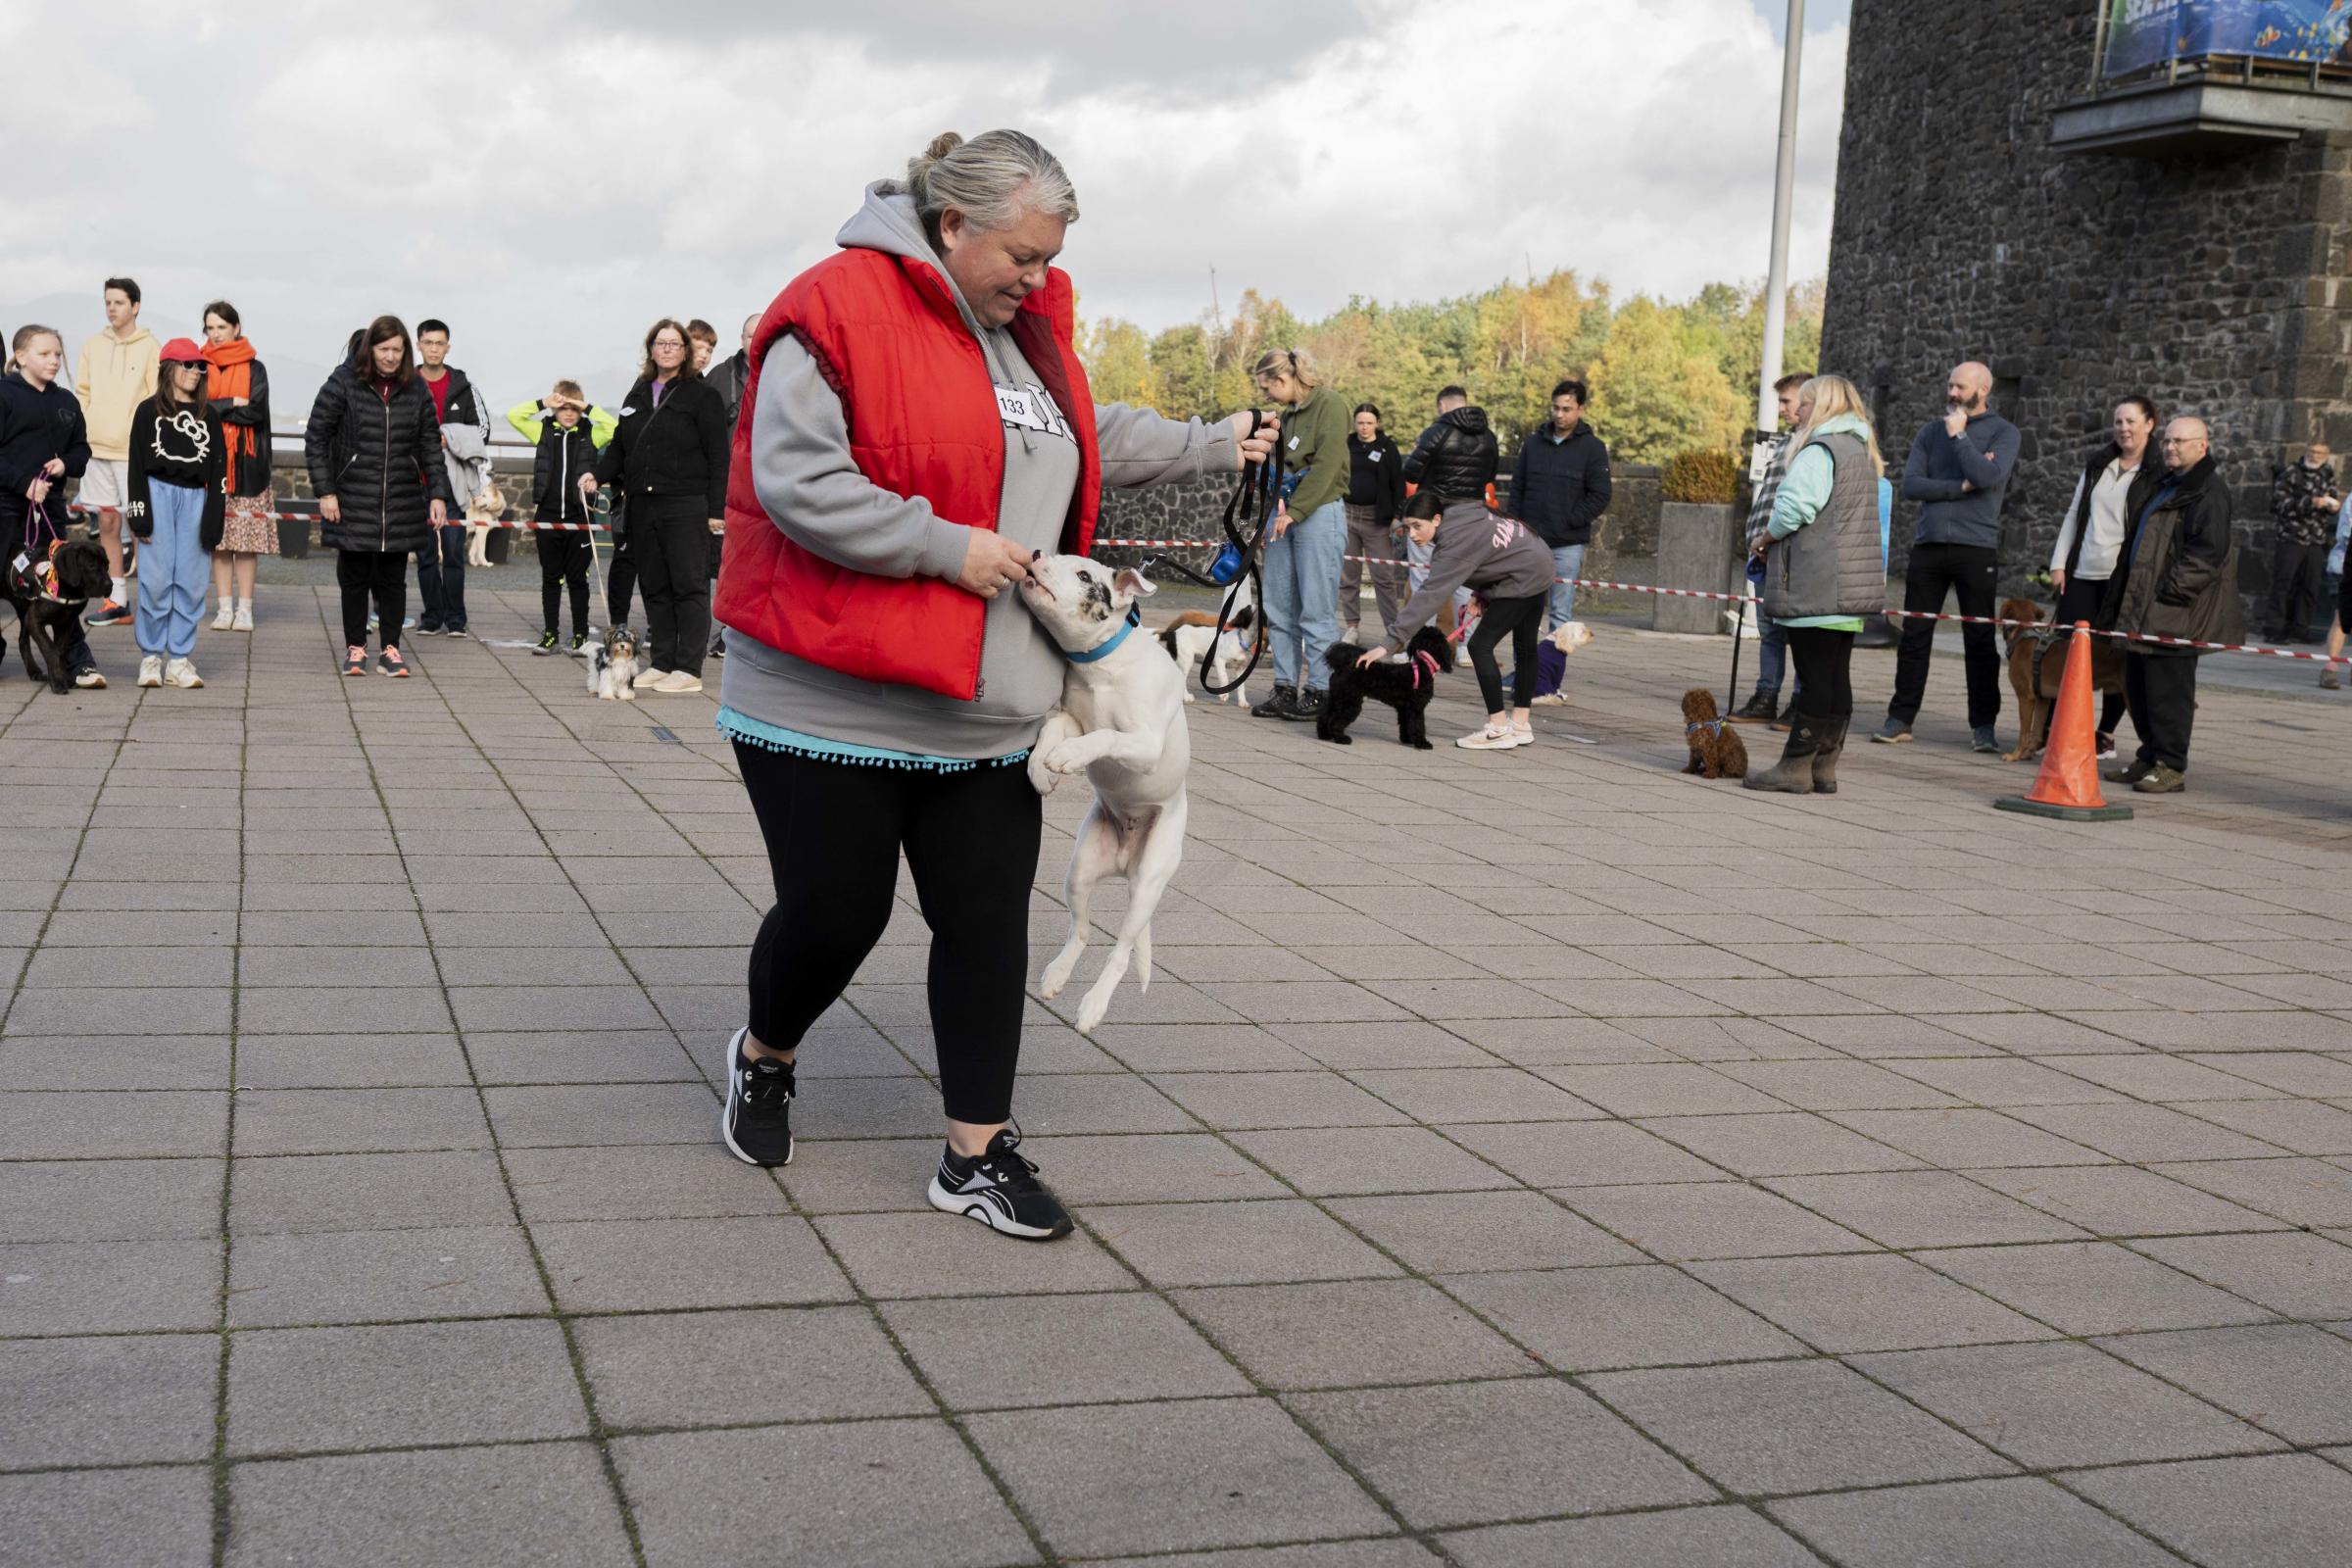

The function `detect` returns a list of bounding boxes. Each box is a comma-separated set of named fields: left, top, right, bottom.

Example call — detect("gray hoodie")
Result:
left=1379, top=503, right=1559, bottom=656
left=718, top=184, right=1237, bottom=760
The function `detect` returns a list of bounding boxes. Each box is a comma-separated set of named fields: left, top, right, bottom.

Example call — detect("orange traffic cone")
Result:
left=1994, top=620, right=2133, bottom=822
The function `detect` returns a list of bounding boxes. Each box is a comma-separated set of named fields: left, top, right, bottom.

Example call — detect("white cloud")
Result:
left=0, top=0, right=1841, bottom=416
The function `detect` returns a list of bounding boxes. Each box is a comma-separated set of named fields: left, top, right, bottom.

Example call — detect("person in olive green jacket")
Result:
left=1248, top=347, right=1352, bottom=720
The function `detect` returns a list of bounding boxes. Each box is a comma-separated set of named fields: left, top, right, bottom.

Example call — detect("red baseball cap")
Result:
left=158, top=337, right=205, bottom=363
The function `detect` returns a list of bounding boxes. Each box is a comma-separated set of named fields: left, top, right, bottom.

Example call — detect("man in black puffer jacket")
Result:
left=303, top=318, right=452, bottom=675
left=1402, top=385, right=1497, bottom=504
left=1511, top=378, right=1612, bottom=630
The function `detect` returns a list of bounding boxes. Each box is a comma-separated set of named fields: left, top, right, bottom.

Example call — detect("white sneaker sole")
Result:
left=716, top=1024, right=792, bottom=1167
left=925, top=1176, right=1070, bottom=1241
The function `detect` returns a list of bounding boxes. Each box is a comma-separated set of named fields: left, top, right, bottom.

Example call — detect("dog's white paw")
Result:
left=1039, top=949, right=1080, bottom=1000
left=1027, top=754, right=1059, bottom=797
left=1074, top=988, right=1111, bottom=1035
left=1045, top=740, right=1095, bottom=775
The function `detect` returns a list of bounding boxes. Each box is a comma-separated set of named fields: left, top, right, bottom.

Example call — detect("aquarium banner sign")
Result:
left=2103, top=0, right=2352, bottom=77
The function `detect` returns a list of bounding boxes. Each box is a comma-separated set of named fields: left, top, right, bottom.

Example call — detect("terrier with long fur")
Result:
left=1017, top=555, right=1190, bottom=1035
left=1682, top=687, right=1748, bottom=779
left=585, top=624, right=642, bottom=701
left=1316, top=624, right=1456, bottom=749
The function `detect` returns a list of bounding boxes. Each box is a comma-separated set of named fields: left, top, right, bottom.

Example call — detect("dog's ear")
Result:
left=1111, top=567, right=1156, bottom=604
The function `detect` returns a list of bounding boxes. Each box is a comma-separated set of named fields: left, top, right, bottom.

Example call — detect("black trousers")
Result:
left=336, top=549, right=407, bottom=651
left=2264, top=538, right=2328, bottom=641
left=2124, top=651, right=2198, bottom=772
left=1889, top=541, right=2002, bottom=728
left=1469, top=593, right=1544, bottom=711
left=538, top=531, right=591, bottom=639
left=607, top=518, right=636, bottom=630
left=1786, top=626, right=1856, bottom=720
left=631, top=495, right=710, bottom=675
left=736, top=742, right=1042, bottom=1126
left=2053, top=575, right=2130, bottom=739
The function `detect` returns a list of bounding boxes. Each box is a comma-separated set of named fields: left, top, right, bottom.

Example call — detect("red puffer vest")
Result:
left=712, top=247, right=1102, bottom=700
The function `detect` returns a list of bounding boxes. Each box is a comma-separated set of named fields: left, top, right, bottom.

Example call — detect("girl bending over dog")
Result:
left=1356, top=489, right=1556, bottom=750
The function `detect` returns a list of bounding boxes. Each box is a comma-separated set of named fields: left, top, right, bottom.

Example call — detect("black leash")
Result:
left=1193, top=412, right=1283, bottom=696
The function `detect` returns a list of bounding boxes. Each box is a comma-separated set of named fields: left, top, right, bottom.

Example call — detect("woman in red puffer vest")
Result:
left=706, top=130, right=1276, bottom=1241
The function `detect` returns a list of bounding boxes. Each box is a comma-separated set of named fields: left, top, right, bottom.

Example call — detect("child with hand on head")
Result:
left=508, top=381, right=616, bottom=653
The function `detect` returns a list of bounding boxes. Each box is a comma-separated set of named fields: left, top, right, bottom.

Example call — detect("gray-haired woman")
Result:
left=707, top=130, right=1277, bottom=1240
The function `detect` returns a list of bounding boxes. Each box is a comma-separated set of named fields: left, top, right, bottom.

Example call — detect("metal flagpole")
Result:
left=1756, top=0, right=1805, bottom=433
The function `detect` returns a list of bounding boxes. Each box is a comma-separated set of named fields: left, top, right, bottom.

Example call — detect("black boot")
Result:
left=1731, top=689, right=1778, bottom=723
left=1743, top=715, right=1824, bottom=793
left=1810, top=717, right=1848, bottom=794
left=1250, top=683, right=1297, bottom=719
left=1288, top=687, right=1326, bottom=722
left=1769, top=695, right=1800, bottom=731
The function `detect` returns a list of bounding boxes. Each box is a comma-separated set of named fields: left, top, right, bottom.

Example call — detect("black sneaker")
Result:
left=534, top=631, right=560, bottom=654
left=717, top=1025, right=794, bottom=1166
left=927, top=1127, right=1071, bottom=1241
left=568, top=632, right=589, bottom=656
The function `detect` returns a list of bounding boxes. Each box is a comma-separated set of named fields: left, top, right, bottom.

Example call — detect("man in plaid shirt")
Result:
left=2264, top=441, right=2340, bottom=644
left=1732, top=374, right=1814, bottom=723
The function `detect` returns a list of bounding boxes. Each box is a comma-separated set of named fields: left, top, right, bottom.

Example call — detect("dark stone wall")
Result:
left=1822, top=1, right=2352, bottom=607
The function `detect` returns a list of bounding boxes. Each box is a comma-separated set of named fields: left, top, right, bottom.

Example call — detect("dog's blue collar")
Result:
left=1064, top=606, right=1141, bottom=664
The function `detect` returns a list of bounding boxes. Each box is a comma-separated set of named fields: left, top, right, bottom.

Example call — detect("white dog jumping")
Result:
left=1017, top=555, right=1189, bottom=1035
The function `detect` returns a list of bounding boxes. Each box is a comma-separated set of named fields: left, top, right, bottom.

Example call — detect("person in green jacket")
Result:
left=1248, top=346, right=1352, bottom=720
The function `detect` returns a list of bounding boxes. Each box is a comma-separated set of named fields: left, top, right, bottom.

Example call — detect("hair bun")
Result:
left=908, top=130, right=964, bottom=191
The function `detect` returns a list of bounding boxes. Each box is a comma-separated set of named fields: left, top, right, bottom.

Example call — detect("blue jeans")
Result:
left=415, top=524, right=468, bottom=630
left=1262, top=499, right=1344, bottom=689
left=1753, top=614, right=1792, bottom=697
left=1546, top=543, right=1586, bottom=629
left=134, top=481, right=208, bottom=660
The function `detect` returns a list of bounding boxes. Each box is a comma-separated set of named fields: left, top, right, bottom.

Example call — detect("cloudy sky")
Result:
left=0, top=0, right=1847, bottom=421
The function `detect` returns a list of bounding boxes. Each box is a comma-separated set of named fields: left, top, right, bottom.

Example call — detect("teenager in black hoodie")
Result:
left=0, top=326, right=102, bottom=686
left=581, top=318, right=729, bottom=693
left=1342, top=402, right=1407, bottom=641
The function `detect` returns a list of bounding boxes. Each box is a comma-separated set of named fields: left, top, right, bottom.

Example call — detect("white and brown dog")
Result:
left=586, top=624, right=642, bottom=701
left=1018, top=555, right=1189, bottom=1035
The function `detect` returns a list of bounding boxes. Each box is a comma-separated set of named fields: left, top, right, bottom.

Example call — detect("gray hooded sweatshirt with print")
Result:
left=718, top=183, right=1237, bottom=760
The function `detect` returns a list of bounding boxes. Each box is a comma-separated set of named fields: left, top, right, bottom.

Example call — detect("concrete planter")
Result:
left=1652, top=502, right=1740, bottom=635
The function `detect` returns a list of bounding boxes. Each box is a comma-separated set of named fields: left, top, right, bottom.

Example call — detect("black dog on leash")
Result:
left=7, top=539, right=109, bottom=693
left=1316, top=625, right=1455, bottom=750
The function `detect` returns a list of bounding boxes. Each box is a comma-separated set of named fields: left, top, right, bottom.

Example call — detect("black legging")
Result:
left=607, top=523, right=636, bottom=630
left=1786, top=625, right=1855, bottom=720
left=337, top=549, right=406, bottom=651
left=538, top=531, right=591, bottom=639
left=736, top=742, right=1041, bottom=1126
left=1468, top=593, right=1545, bottom=712
left=2054, top=575, right=2131, bottom=739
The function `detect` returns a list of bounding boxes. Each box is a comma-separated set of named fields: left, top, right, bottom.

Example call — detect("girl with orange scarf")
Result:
left=200, top=301, right=273, bottom=630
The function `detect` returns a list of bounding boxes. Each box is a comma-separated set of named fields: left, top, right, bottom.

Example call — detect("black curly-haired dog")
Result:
left=1316, top=625, right=1456, bottom=749
left=6, top=539, right=109, bottom=693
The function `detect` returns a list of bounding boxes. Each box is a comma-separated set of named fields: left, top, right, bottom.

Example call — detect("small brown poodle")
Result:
left=1682, top=688, right=1748, bottom=779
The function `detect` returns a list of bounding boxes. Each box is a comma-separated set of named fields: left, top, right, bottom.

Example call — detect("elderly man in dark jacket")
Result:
left=1510, top=378, right=1611, bottom=630
left=2102, top=417, right=2237, bottom=795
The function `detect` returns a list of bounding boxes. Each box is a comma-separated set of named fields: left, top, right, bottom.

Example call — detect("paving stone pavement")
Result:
left=7, top=583, right=2352, bottom=1566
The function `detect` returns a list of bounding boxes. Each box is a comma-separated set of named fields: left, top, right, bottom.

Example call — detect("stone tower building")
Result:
left=1821, top=1, right=2352, bottom=602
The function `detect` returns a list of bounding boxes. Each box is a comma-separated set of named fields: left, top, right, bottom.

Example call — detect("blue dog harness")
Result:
left=1064, top=606, right=1142, bottom=664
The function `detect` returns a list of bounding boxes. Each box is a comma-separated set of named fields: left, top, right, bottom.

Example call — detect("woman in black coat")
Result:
left=304, top=316, right=451, bottom=677
left=1341, top=402, right=1408, bottom=642
left=581, top=318, right=729, bottom=693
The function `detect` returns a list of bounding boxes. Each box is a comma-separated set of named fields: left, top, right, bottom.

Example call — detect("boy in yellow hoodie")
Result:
left=74, top=276, right=160, bottom=625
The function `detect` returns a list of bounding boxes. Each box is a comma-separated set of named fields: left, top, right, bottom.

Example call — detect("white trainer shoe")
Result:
left=231, top=604, right=254, bottom=632
left=653, top=669, right=704, bottom=694
left=211, top=604, right=234, bottom=631
left=136, top=656, right=163, bottom=688
left=165, top=658, right=203, bottom=689
left=1456, top=724, right=1517, bottom=751
left=632, top=666, right=670, bottom=689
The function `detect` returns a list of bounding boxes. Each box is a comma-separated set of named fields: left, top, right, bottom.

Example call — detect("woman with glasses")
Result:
left=580, top=318, right=729, bottom=693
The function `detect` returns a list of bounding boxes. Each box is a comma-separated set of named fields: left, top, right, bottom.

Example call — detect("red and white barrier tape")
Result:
left=1090, top=537, right=2336, bottom=665
left=69, top=504, right=610, bottom=533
